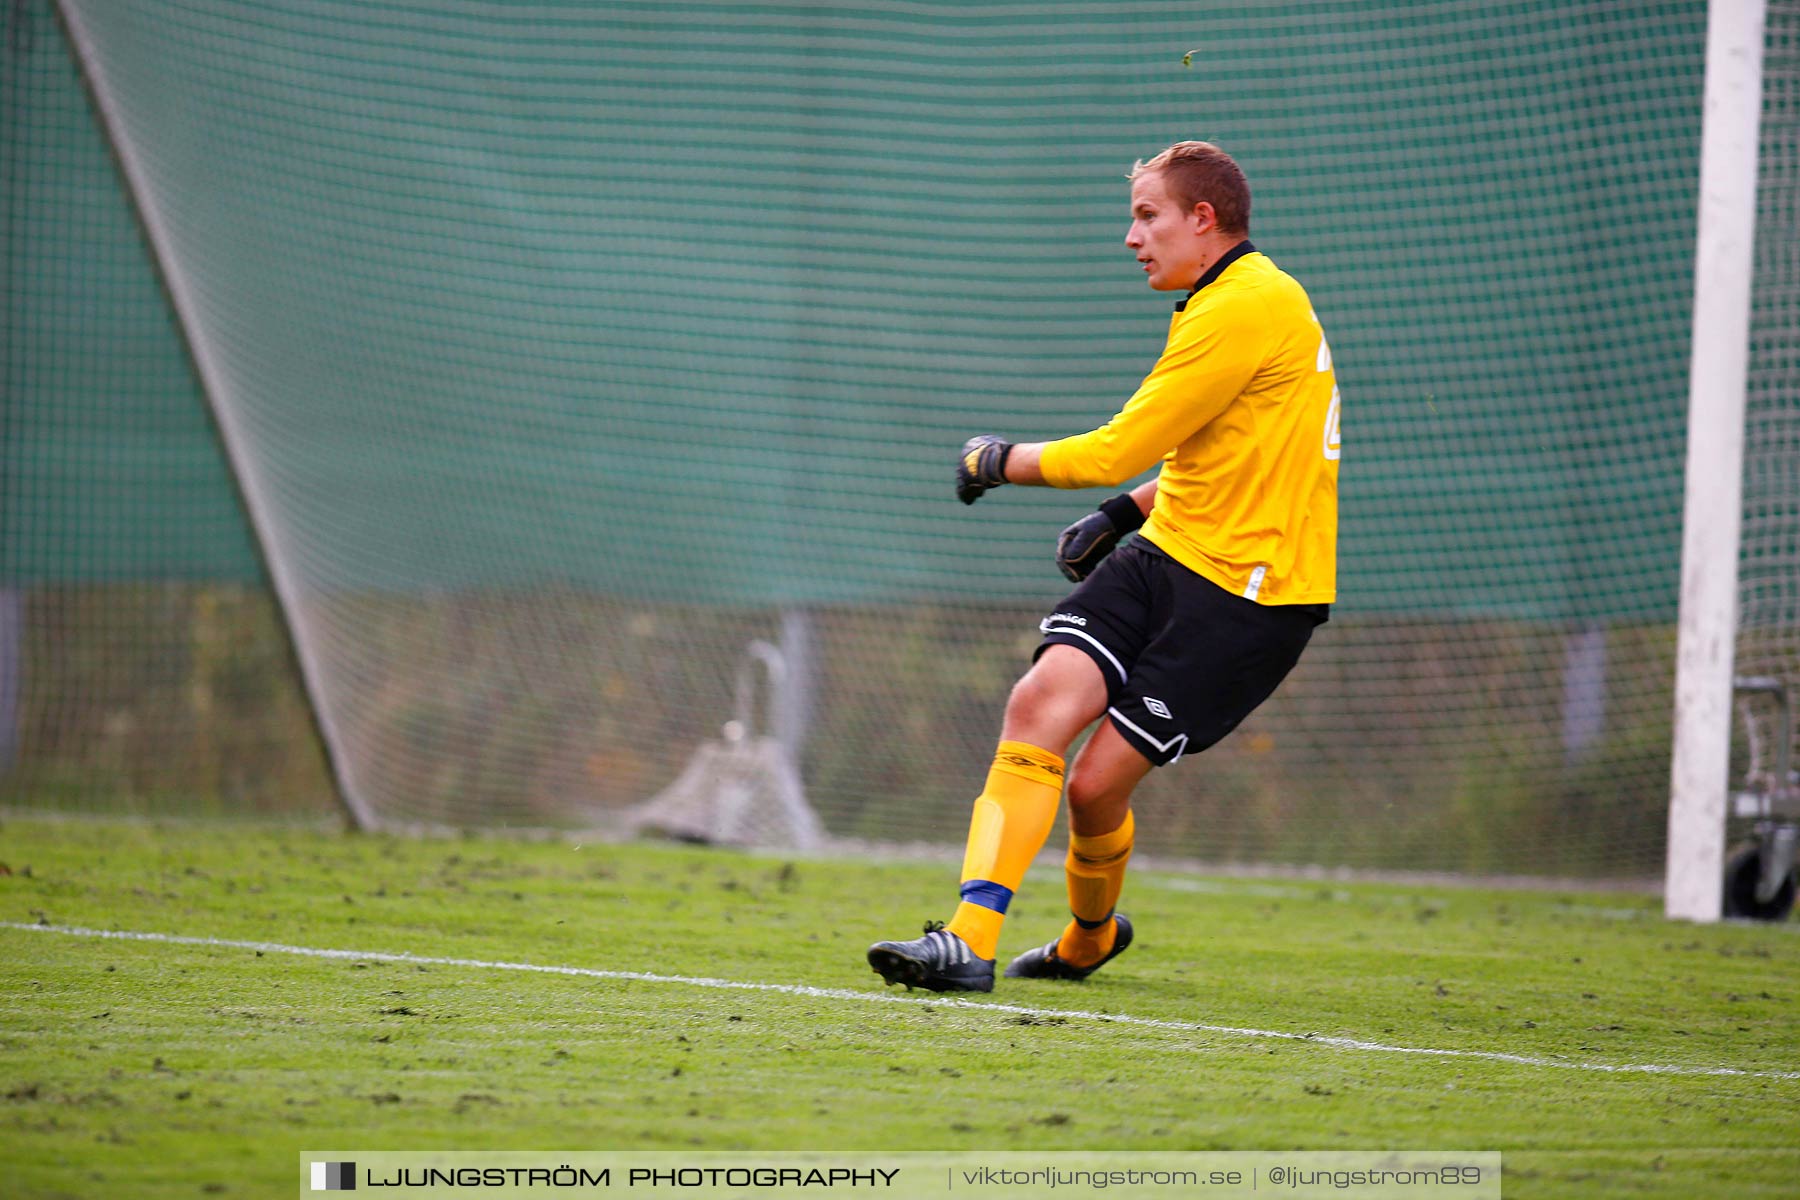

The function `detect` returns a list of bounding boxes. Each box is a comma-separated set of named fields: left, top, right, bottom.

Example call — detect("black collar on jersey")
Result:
left=1174, top=239, right=1256, bottom=312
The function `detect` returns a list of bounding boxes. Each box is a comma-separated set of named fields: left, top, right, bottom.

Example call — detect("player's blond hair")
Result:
left=1130, top=141, right=1251, bottom=236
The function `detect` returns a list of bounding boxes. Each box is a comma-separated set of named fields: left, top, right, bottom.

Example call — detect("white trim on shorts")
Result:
left=1038, top=620, right=1128, bottom=685
left=1106, top=705, right=1190, bottom=765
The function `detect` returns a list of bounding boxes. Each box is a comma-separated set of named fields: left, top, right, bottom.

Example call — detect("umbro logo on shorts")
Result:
left=1144, top=697, right=1172, bottom=719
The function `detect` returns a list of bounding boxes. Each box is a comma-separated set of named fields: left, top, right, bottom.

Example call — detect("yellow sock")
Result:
left=1055, top=809, right=1135, bottom=966
left=944, top=741, right=1065, bottom=961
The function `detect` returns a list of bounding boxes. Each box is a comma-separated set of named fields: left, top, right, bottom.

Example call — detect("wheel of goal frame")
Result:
left=1721, top=842, right=1798, bottom=922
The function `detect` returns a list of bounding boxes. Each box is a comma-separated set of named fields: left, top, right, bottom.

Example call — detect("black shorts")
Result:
left=1036, top=539, right=1327, bottom=766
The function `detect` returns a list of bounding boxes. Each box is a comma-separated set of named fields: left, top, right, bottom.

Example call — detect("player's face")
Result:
left=1125, top=170, right=1212, bottom=291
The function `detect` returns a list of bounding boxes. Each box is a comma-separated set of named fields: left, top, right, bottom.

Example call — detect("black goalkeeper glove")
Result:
left=955, top=435, right=1013, bottom=505
left=1055, top=493, right=1146, bottom=582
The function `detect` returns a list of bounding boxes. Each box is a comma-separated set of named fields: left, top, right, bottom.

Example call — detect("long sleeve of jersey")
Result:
left=1038, top=285, right=1273, bottom=489
left=1032, top=251, right=1339, bottom=606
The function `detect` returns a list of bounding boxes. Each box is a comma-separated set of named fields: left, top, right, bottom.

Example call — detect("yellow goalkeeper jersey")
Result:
left=1038, top=243, right=1339, bottom=605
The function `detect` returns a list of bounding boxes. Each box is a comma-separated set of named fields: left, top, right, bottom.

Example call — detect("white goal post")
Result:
left=1666, top=0, right=1769, bottom=922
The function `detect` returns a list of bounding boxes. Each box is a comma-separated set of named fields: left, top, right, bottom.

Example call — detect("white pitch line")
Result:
left=6, top=922, right=1797, bottom=1082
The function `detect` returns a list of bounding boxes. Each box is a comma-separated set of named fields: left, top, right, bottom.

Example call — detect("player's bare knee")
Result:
left=1002, top=674, right=1090, bottom=748
left=1064, top=771, right=1109, bottom=815
left=1064, top=771, right=1098, bottom=817
left=1004, top=669, right=1054, bottom=720
left=1064, top=769, right=1131, bottom=833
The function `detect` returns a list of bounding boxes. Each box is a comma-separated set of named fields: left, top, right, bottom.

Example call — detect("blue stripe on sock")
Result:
left=1074, top=910, right=1113, bottom=930
left=960, top=880, right=1013, bottom=914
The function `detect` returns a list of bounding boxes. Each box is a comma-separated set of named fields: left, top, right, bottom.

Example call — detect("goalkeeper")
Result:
left=868, top=141, right=1340, bottom=992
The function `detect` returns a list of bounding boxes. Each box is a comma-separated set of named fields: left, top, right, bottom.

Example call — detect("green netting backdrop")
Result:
left=1736, top=0, right=1800, bottom=838
left=2, top=0, right=1791, bottom=876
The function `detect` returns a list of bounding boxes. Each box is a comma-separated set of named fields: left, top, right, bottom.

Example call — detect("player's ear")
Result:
left=1189, top=201, right=1217, bottom=234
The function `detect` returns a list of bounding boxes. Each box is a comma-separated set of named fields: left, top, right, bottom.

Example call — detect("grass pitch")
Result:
left=2, top=816, right=1797, bottom=1198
